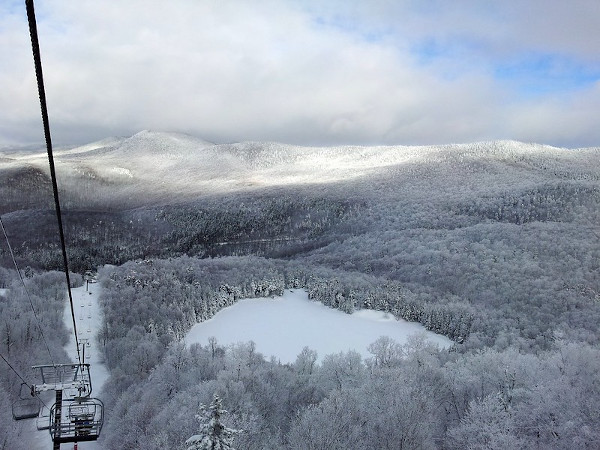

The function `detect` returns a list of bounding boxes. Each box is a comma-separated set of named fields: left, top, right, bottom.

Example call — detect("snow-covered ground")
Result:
left=184, top=289, right=452, bottom=363
left=29, top=282, right=108, bottom=449
left=63, top=283, right=110, bottom=405
left=62, top=283, right=108, bottom=449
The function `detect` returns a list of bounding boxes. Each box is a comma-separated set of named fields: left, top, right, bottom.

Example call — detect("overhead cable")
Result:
left=0, top=216, right=55, bottom=364
left=25, top=0, right=81, bottom=364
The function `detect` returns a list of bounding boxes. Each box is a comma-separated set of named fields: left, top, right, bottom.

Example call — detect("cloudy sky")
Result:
left=1, top=0, right=599, bottom=148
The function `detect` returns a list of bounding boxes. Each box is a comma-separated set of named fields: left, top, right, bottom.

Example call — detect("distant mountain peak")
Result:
left=128, top=130, right=213, bottom=145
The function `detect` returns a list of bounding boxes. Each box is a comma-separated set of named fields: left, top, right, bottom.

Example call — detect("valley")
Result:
left=0, top=132, right=598, bottom=449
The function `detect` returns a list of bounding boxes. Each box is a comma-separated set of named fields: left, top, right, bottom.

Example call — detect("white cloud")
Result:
left=507, top=81, right=600, bottom=147
left=1, top=0, right=599, bottom=148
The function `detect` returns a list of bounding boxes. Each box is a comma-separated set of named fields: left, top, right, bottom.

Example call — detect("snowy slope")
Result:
left=62, top=284, right=109, bottom=405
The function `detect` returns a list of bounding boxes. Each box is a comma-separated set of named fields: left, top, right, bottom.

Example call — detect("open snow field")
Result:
left=185, top=289, right=452, bottom=363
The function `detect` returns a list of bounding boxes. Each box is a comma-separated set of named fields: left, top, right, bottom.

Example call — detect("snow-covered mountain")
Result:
left=1, top=131, right=598, bottom=212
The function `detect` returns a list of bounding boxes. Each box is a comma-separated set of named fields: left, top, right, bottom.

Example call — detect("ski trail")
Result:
left=29, top=282, right=108, bottom=449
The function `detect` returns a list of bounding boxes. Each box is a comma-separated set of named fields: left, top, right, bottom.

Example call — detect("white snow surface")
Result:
left=184, top=289, right=452, bottom=364
left=64, top=283, right=110, bottom=403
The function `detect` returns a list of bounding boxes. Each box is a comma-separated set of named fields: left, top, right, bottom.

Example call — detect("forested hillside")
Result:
left=0, top=269, right=80, bottom=449
left=0, top=134, right=598, bottom=448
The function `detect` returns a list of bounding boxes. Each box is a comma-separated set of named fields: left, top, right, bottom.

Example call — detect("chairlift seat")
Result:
left=37, top=416, right=51, bottom=430
left=12, top=382, right=41, bottom=420
left=12, top=397, right=41, bottom=420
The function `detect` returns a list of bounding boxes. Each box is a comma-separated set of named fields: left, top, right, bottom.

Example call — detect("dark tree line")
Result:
left=455, top=182, right=599, bottom=225
left=0, top=194, right=363, bottom=273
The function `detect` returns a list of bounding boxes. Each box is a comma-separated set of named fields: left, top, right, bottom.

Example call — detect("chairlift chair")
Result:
left=33, top=363, right=93, bottom=399
left=49, top=397, right=104, bottom=443
left=12, top=383, right=41, bottom=420
left=36, top=404, right=51, bottom=430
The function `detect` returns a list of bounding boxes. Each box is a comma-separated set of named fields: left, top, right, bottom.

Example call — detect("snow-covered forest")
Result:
left=1, top=133, right=599, bottom=448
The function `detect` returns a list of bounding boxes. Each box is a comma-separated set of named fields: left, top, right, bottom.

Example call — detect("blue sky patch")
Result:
left=495, top=53, right=600, bottom=97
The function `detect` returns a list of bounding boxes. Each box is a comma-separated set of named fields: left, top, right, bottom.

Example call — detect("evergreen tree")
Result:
left=185, top=394, right=240, bottom=450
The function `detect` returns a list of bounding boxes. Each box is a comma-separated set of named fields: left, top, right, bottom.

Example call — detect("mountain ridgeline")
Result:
left=1, top=131, right=597, bottom=269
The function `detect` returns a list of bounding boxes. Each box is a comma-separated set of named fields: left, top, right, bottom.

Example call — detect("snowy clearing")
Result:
left=184, top=289, right=452, bottom=363
left=61, top=283, right=108, bottom=449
